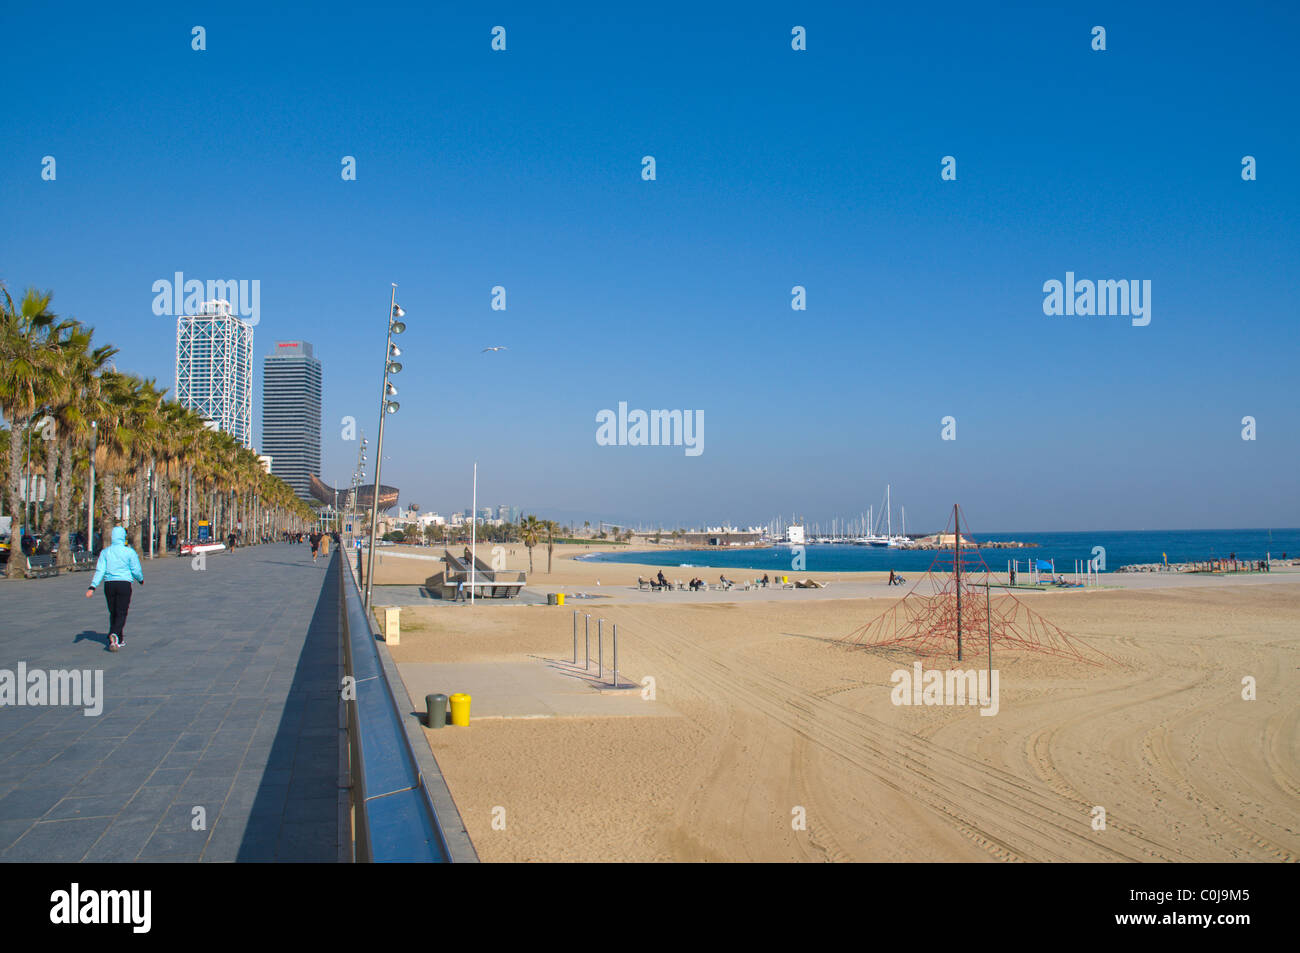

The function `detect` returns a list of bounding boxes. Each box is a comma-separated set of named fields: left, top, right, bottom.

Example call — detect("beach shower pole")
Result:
left=613, top=623, right=619, bottom=688
left=585, top=615, right=591, bottom=669
left=954, top=504, right=962, bottom=662
left=986, top=581, right=992, bottom=685
left=598, top=619, right=604, bottom=680
left=573, top=611, right=578, bottom=664
left=470, top=462, right=477, bottom=607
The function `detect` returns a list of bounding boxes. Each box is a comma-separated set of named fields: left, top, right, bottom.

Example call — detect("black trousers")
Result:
left=104, top=581, right=133, bottom=638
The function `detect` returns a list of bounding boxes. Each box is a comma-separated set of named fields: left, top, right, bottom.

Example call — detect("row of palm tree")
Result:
left=1, top=284, right=317, bottom=578
left=397, top=516, right=637, bottom=573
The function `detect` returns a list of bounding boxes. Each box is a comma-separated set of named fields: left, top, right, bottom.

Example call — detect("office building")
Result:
left=175, top=301, right=253, bottom=447
left=262, top=341, right=322, bottom=501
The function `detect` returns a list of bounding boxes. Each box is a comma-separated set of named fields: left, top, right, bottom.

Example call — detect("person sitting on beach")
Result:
left=719, top=574, right=732, bottom=589
left=761, top=573, right=770, bottom=587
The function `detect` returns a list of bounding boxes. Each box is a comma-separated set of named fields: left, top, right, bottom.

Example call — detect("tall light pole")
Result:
left=348, top=433, right=366, bottom=553
left=364, top=285, right=404, bottom=610
left=87, top=421, right=97, bottom=552
left=148, top=458, right=156, bottom=558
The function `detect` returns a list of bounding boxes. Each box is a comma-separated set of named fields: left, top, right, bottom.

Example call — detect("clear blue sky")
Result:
left=3, top=1, right=1297, bottom=532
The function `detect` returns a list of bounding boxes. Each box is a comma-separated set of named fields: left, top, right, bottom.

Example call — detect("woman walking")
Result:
left=85, top=526, right=144, bottom=652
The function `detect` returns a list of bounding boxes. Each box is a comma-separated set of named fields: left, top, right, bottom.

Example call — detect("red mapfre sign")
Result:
left=277, top=341, right=300, bottom=347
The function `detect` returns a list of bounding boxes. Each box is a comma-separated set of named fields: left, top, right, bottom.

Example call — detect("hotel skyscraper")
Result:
left=261, top=340, right=322, bottom=501
left=175, top=301, right=254, bottom=447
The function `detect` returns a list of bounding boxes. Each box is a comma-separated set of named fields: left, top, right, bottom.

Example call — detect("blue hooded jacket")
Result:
left=90, top=527, right=144, bottom=587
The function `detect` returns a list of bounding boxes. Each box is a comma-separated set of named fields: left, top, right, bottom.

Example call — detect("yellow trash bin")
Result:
left=449, top=693, right=472, bottom=727
left=782, top=575, right=789, bottom=584
left=556, top=592, right=565, bottom=606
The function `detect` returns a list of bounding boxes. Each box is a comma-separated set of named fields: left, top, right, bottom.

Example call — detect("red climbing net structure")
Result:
left=840, top=505, right=1111, bottom=665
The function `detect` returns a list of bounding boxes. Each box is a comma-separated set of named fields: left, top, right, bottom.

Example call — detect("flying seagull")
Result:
left=481, top=345, right=508, bottom=352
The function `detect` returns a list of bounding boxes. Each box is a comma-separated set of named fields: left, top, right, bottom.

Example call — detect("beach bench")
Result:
left=25, top=554, right=59, bottom=579
left=71, top=550, right=96, bottom=572
left=638, top=577, right=651, bottom=591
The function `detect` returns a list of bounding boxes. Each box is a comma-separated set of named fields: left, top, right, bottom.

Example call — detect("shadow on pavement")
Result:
left=236, top=551, right=342, bottom=861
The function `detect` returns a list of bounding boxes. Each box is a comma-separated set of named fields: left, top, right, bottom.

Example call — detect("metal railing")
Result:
left=338, top=550, right=478, bottom=862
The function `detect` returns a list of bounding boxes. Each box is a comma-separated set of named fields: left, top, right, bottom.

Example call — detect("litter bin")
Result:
left=547, top=593, right=557, bottom=605
left=425, top=693, right=448, bottom=729
left=556, top=592, right=566, bottom=606
left=449, top=693, right=472, bottom=727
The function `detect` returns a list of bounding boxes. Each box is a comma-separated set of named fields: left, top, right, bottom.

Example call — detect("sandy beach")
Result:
left=381, top=543, right=1300, bottom=862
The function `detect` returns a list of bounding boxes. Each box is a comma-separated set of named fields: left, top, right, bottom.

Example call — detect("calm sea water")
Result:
left=577, top=529, right=1300, bottom=574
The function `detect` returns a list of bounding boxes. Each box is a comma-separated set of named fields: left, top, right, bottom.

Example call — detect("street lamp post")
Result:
left=364, top=285, right=404, bottom=611
left=87, top=421, right=97, bottom=553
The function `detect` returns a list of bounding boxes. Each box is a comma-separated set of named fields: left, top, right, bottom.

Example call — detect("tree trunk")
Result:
left=55, top=434, right=76, bottom=568
left=42, top=421, right=58, bottom=534
left=6, top=426, right=25, bottom=578
left=100, top=471, right=117, bottom=543
left=130, top=470, right=143, bottom=551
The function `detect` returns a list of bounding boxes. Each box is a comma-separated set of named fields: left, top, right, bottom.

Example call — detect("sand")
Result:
left=388, top=571, right=1300, bottom=862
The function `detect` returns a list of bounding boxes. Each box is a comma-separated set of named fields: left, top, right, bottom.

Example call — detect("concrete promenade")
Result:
left=0, top=543, right=344, bottom=862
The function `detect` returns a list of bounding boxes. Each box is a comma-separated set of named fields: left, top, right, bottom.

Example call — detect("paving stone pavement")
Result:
left=0, top=543, right=344, bottom=862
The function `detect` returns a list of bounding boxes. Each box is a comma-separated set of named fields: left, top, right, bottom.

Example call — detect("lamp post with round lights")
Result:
left=348, top=432, right=367, bottom=549
left=364, top=285, right=405, bottom=610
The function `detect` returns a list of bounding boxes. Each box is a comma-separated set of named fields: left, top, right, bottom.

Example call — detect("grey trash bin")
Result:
left=547, top=593, right=557, bottom=605
left=426, top=693, right=448, bottom=729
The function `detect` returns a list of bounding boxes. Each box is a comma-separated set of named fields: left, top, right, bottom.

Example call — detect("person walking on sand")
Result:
left=85, top=526, right=144, bottom=652
left=309, top=530, right=322, bottom=562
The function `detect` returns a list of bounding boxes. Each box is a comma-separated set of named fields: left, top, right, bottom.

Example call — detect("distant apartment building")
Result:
left=261, top=341, right=322, bottom=501
left=175, top=301, right=254, bottom=447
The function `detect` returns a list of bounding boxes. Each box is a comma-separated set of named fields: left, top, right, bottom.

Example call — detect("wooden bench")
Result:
left=25, top=554, right=59, bottom=579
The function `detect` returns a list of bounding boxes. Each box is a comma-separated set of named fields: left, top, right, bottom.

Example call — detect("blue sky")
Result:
left=3, top=2, right=1297, bottom=532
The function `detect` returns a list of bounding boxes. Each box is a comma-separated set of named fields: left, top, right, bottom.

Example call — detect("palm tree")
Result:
left=0, top=286, right=68, bottom=577
left=544, top=519, right=559, bottom=573
left=519, top=515, right=542, bottom=573
left=49, top=325, right=116, bottom=566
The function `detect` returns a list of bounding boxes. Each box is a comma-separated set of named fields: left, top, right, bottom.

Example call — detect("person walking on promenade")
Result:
left=309, top=530, right=322, bottom=562
left=85, top=526, right=144, bottom=652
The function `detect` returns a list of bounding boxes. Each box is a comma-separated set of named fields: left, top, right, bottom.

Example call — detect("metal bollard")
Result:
left=597, top=619, right=603, bottom=680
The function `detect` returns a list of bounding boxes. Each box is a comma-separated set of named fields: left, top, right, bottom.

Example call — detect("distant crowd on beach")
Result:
left=1119, top=553, right=1290, bottom=573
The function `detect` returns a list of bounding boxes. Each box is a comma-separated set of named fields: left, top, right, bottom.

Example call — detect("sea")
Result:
left=575, top=529, right=1300, bottom=574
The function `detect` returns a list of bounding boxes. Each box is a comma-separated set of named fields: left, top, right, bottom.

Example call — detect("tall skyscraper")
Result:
left=262, top=340, right=322, bottom=501
left=175, top=301, right=254, bottom=447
